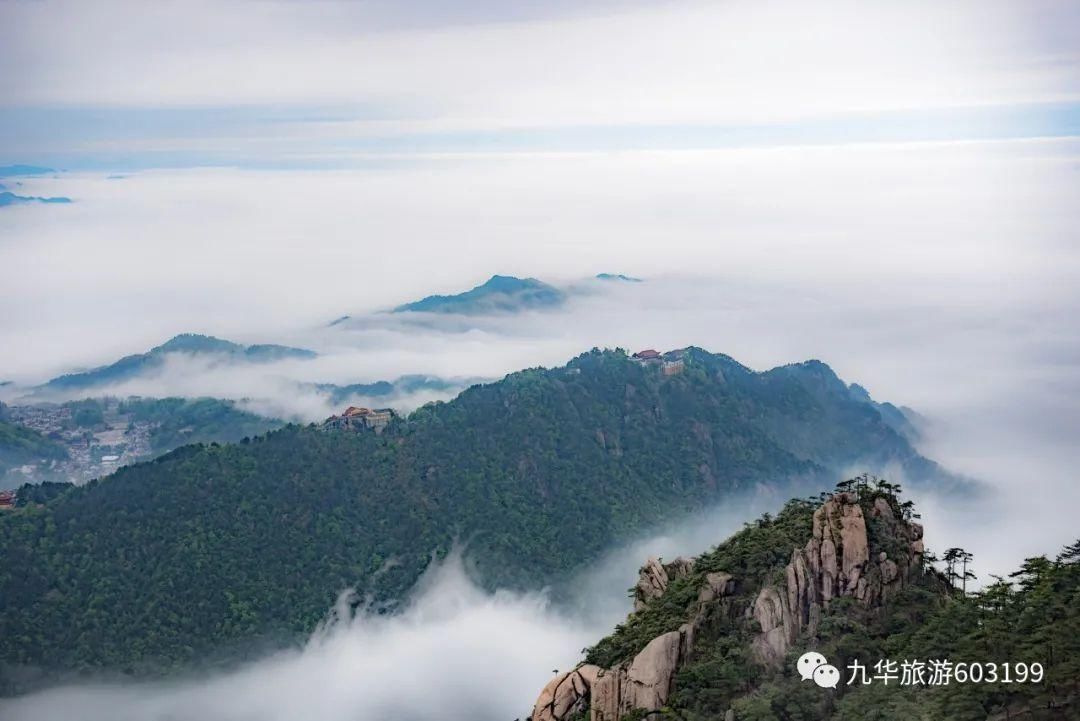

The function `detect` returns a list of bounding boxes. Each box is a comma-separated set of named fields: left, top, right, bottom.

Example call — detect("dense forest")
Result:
left=117, top=397, right=283, bottom=452
left=0, top=348, right=957, bottom=691
left=576, top=480, right=1079, bottom=720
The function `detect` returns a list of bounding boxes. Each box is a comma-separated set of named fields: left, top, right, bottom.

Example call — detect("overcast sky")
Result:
left=1, top=0, right=1078, bottom=167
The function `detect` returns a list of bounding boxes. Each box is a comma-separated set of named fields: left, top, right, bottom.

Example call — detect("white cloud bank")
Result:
left=2, top=138, right=1078, bottom=574
left=3, top=137, right=1077, bottom=381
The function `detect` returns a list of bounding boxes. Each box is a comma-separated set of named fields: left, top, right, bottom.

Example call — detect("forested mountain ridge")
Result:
left=529, top=479, right=1080, bottom=721
left=0, top=348, right=957, bottom=691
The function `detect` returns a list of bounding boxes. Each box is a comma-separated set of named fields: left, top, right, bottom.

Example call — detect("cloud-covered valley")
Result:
left=2, top=138, right=1079, bottom=578
left=1, top=138, right=1079, bottom=721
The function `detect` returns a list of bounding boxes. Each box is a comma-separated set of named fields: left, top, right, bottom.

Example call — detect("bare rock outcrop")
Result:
left=811, top=490, right=870, bottom=599
left=699, top=571, right=735, bottom=603
left=530, top=665, right=601, bottom=721
left=592, top=630, right=686, bottom=721
left=750, top=584, right=793, bottom=665
left=750, top=492, right=923, bottom=666
left=529, top=491, right=928, bottom=719
left=633, top=556, right=695, bottom=611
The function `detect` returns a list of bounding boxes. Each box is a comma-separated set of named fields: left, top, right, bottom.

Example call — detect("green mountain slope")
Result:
left=535, top=480, right=1079, bottom=721
left=117, top=397, right=285, bottom=452
left=0, top=348, right=958, bottom=688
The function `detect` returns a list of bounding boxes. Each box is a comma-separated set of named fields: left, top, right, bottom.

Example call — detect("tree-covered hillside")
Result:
left=567, top=480, right=1079, bottom=721
left=117, top=397, right=283, bottom=452
left=0, top=348, right=956, bottom=690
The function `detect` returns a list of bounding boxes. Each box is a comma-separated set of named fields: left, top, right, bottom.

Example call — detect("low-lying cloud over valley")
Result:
left=2, top=137, right=1079, bottom=579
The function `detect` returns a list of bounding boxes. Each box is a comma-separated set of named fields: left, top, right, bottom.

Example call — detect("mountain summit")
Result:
left=0, top=348, right=957, bottom=689
left=41, top=333, right=317, bottom=393
left=529, top=479, right=1080, bottom=721
left=393, top=274, right=566, bottom=314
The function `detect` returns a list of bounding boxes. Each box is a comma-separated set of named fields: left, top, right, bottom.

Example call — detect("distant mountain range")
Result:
left=329, top=272, right=641, bottom=326
left=0, top=192, right=72, bottom=207
left=0, top=166, right=69, bottom=208
left=29, top=332, right=474, bottom=407
left=393, top=274, right=568, bottom=315
left=41, top=334, right=317, bottom=394
left=0, top=346, right=961, bottom=687
left=0, top=165, right=57, bottom=177
left=311, top=374, right=485, bottom=405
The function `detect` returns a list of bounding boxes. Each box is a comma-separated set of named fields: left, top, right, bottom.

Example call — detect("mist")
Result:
left=2, top=137, right=1079, bottom=578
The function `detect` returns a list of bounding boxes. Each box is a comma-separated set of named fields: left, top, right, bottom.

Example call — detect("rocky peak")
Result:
left=750, top=491, right=922, bottom=666
left=531, top=665, right=601, bottom=721
left=632, top=556, right=695, bottom=612
left=528, top=488, right=928, bottom=721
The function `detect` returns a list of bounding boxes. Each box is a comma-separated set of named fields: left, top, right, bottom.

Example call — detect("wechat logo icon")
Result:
left=797, top=651, right=839, bottom=689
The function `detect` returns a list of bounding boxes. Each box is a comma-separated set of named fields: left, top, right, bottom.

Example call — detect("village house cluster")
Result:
left=3, top=400, right=155, bottom=484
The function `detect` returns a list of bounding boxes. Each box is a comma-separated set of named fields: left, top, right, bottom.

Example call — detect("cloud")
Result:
left=7, top=0, right=1076, bottom=115
left=1, top=137, right=1078, bottom=590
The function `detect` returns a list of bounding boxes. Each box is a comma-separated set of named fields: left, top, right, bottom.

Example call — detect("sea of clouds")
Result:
left=1, top=136, right=1078, bottom=720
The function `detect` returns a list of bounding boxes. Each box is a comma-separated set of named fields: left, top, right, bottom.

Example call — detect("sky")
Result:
left=1, top=1, right=1079, bottom=717
left=1, top=0, right=1079, bottom=167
